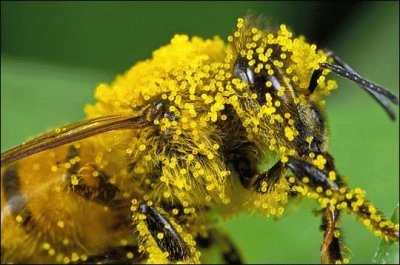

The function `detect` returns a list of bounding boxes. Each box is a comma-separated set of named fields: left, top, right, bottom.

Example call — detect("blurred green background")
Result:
left=1, top=1, right=399, bottom=264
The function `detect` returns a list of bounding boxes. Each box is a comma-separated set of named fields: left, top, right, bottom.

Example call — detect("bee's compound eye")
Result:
left=233, top=57, right=255, bottom=86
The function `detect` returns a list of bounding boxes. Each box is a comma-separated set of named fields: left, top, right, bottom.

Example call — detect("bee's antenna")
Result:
left=321, top=54, right=399, bottom=120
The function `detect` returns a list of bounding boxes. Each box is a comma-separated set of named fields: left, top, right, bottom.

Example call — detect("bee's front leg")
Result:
left=247, top=157, right=344, bottom=264
left=284, top=156, right=345, bottom=264
left=284, top=156, right=398, bottom=263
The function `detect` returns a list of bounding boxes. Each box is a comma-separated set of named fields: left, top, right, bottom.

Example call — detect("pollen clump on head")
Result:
left=230, top=17, right=337, bottom=99
left=226, top=17, right=338, bottom=162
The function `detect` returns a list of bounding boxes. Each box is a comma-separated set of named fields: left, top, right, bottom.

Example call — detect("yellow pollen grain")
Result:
left=157, top=233, right=165, bottom=240
left=328, top=171, right=336, bottom=181
left=71, top=253, right=79, bottom=262
left=302, top=177, right=309, bottom=183
left=57, top=221, right=65, bottom=228
left=139, top=144, right=146, bottom=151
left=281, top=156, right=289, bottom=163
left=48, top=248, right=56, bottom=256
left=16, top=215, right=23, bottom=223
left=71, top=175, right=79, bottom=186
left=120, top=239, right=128, bottom=246
left=127, top=252, right=134, bottom=259
left=42, top=242, right=51, bottom=250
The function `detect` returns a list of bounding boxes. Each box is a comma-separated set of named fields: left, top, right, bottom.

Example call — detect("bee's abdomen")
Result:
left=1, top=143, right=132, bottom=264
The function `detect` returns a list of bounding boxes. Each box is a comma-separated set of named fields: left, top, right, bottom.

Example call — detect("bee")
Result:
left=1, top=16, right=399, bottom=264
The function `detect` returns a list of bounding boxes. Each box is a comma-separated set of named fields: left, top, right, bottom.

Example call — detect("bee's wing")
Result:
left=1, top=113, right=158, bottom=165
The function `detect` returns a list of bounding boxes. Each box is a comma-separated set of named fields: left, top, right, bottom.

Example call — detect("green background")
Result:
left=1, top=2, right=399, bottom=264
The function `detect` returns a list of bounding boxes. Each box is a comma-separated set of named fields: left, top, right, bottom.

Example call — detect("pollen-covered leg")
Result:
left=284, top=156, right=347, bottom=263
left=247, top=158, right=345, bottom=263
left=131, top=201, right=200, bottom=264
left=196, top=229, right=243, bottom=264
left=284, top=156, right=399, bottom=263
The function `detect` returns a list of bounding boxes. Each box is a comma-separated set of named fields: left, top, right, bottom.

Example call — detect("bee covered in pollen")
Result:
left=1, top=17, right=399, bottom=264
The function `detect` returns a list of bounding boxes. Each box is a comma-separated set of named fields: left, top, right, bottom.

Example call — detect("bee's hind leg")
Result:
left=248, top=156, right=345, bottom=263
left=284, top=155, right=399, bottom=263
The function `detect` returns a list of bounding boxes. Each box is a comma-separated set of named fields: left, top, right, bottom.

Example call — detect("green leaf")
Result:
left=372, top=205, right=399, bottom=264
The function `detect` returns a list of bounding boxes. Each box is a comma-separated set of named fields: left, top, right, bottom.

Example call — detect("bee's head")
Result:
left=230, top=18, right=336, bottom=156
left=230, top=17, right=398, bottom=158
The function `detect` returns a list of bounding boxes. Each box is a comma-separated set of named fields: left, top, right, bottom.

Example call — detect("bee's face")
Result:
left=229, top=19, right=335, bottom=159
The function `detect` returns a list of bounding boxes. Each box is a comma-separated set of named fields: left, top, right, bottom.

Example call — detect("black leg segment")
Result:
left=245, top=155, right=345, bottom=264
left=138, top=203, right=190, bottom=262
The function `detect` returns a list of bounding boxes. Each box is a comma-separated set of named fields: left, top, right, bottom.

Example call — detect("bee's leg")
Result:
left=196, top=229, right=243, bottom=264
left=65, top=146, right=120, bottom=206
left=283, top=156, right=399, bottom=262
left=283, top=156, right=347, bottom=263
left=249, top=157, right=344, bottom=263
left=135, top=202, right=196, bottom=263
left=250, top=157, right=342, bottom=263
left=319, top=208, right=342, bottom=264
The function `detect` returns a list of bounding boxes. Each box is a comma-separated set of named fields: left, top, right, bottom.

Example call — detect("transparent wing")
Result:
left=1, top=113, right=158, bottom=165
